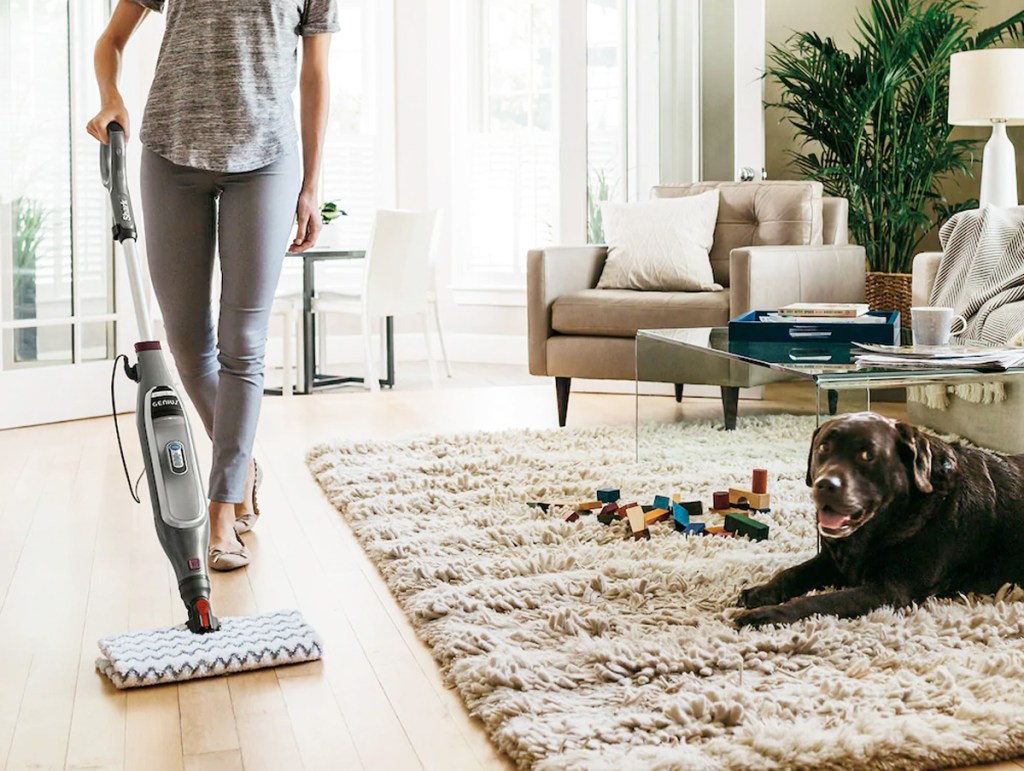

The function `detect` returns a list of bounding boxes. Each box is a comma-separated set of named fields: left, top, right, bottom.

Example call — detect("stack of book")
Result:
left=763, top=303, right=884, bottom=324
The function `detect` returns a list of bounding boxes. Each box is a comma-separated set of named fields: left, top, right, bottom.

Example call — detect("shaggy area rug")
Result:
left=306, top=415, right=1024, bottom=770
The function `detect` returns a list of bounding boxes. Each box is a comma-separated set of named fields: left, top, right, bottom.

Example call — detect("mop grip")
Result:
left=100, top=121, right=138, bottom=243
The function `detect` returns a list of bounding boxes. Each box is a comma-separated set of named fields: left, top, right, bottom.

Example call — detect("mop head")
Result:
left=96, top=609, right=322, bottom=689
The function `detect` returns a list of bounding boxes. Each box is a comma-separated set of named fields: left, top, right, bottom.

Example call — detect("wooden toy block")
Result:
left=653, top=495, right=671, bottom=510
left=709, top=507, right=745, bottom=516
left=564, top=511, right=580, bottom=523
left=683, top=522, right=706, bottom=536
left=597, top=512, right=619, bottom=526
left=624, top=506, right=647, bottom=534
left=724, top=512, right=769, bottom=541
left=618, top=502, right=639, bottom=513
left=528, top=499, right=576, bottom=513
left=630, top=528, right=651, bottom=541
left=597, top=488, right=620, bottom=503
left=712, top=491, right=730, bottom=509
left=645, top=508, right=671, bottom=526
left=672, top=493, right=683, bottom=504
left=705, top=526, right=734, bottom=537
left=679, top=500, right=703, bottom=519
left=600, top=502, right=620, bottom=517
left=641, top=505, right=655, bottom=513
left=729, top=487, right=771, bottom=511
left=752, top=469, right=768, bottom=495
left=672, top=501, right=690, bottom=528
left=577, top=501, right=603, bottom=511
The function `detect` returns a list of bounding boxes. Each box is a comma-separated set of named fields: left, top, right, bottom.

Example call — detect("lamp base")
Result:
left=980, top=123, right=1019, bottom=208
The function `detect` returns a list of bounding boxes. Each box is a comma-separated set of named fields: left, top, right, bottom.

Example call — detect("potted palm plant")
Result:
left=766, top=0, right=1024, bottom=323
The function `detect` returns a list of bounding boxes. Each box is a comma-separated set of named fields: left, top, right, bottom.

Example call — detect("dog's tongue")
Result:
left=817, top=509, right=849, bottom=530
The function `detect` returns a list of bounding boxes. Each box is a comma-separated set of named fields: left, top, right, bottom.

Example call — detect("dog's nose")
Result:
left=814, top=475, right=842, bottom=493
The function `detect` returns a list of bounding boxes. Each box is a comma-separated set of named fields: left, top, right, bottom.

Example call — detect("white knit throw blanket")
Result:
left=910, top=205, right=1024, bottom=410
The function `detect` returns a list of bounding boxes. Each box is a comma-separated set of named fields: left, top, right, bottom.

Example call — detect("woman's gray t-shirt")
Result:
left=130, top=0, right=339, bottom=172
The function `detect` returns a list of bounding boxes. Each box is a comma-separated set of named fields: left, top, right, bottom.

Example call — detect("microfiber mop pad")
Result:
left=96, top=609, right=322, bottom=689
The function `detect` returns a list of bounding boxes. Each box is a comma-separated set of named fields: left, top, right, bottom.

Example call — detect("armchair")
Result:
left=527, top=180, right=867, bottom=426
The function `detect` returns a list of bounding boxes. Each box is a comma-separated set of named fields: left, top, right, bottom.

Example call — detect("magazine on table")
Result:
left=853, top=343, right=1024, bottom=370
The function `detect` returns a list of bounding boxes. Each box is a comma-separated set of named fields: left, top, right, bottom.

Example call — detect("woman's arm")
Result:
left=87, top=0, right=148, bottom=143
left=290, top=33, right=333, bottom=253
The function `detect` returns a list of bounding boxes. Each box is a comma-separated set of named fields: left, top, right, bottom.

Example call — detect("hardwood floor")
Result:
left=0, top=375, right=1019, bottom=770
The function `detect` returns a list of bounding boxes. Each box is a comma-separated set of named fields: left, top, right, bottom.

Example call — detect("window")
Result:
left=452, top=0, right=557, bottom=288
left=0, top=0, right=114, bottom=369
left=586, top=0, right=627, bottom=244
left=317, top=0, right=393, bottom=250
left=450, top=0, right=634, bottom=292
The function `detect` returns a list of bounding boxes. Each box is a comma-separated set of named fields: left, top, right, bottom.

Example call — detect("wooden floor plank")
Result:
left=227, top=670, right=303, bottom=771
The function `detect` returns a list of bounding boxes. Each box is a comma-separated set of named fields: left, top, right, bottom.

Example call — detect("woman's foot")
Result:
left=209, top=500, right=250, bottom=571
left=234, top=458, right=262, bottom=534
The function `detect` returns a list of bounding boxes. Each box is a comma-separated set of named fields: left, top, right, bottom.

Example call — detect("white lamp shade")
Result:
left=949, top=48, right=1024, bottom=126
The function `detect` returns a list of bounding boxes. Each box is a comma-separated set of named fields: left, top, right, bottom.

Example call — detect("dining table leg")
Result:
left=302, top=256, right=315, bottom=395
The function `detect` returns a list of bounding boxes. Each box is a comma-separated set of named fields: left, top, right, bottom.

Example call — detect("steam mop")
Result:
left=95, top=123, right=322, bottom=688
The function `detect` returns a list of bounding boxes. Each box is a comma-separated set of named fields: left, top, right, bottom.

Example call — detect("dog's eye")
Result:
left=859, top=449, right=873, bottom=462
left=818, top=443, right=828, bottom=454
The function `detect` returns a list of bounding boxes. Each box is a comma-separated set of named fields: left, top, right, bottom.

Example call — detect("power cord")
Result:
left=111, top=354, right=145, bottom=503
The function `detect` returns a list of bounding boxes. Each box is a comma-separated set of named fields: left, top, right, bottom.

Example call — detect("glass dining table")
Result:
left=273, top=248, right=394, bottom=394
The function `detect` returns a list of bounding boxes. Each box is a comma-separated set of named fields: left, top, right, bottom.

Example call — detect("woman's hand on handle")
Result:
left=89, top=0, right=148, bottom=143
left=87, top=97, right=131, bottom=145
left=289, top=187, right=322, bottom=253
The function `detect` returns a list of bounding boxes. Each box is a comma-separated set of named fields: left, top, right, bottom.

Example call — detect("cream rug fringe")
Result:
left=907, top=381, right=1007, bottom=411
left=307, top=415, right=1024, bottom=770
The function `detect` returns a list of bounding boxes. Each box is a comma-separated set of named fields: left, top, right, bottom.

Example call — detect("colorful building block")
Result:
left=645, top=508, right=671, bottom=526
left=752, top=469, right=768, bottom=495
left=683, top=522, right=706, bottom=536
left=653, top=495, right=671, bottom=510
left=600, top=502, right=619, bottom=517
left=564, top=511, right=580, bottom=523
left=629, top=528, right=651, bottom=541
left=597, top=488, right=620, bottom=503
left=624, top=505, right=647, bottom=534
left=577, top=501, right=603, bottom=511
left=672, top=501, right=690, bottom=528
left=705, top=526, right=734, bottom=537
left=712, top=491, right=730, bottom=509
left=729, top=487, right=771, bottom=512
left=597, top=511, right=619, bottom=526
left=724, top=512, right=769, bottom=541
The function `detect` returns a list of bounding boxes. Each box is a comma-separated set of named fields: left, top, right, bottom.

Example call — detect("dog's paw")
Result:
left=739, top=583, right=782, bottom=609
left=734, top=605, right=787, bottom=628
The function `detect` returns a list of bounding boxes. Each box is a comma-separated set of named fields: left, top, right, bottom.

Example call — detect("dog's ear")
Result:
left=896, top=421, right=934, bottom=494
left=806, top=422, right=827, bottom=487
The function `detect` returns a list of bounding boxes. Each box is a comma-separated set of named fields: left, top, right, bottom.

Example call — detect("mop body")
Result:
left=96, top=609, right=322, bottom=689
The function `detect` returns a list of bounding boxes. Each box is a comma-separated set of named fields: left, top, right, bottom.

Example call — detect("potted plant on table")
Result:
left=766, top=0, right=1024, bottom=324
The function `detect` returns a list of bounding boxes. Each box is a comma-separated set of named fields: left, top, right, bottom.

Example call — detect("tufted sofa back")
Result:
left=651, top=181, right=827, bottom=287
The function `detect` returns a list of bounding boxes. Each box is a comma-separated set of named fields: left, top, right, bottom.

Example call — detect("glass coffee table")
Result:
left=636, top=326, right=1024, bottom=430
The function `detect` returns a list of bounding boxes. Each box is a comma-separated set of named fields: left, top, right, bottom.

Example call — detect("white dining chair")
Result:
left=311, top=209, right=451, bottom=392
left=269, top=296, right=303, bottom=396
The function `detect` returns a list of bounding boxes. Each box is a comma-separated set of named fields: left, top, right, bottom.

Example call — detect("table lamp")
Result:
left=948, top=48, right=1024, bottom=208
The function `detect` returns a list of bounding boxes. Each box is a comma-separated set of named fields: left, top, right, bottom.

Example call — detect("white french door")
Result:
left=0, top=0, right=136, bottom=429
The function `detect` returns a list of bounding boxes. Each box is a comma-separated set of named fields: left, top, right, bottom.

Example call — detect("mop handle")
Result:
left=101, top=122, right=154, bottom=341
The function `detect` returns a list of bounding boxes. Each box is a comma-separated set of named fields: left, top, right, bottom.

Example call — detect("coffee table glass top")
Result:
left=637, top=327, right=1024, bottom=389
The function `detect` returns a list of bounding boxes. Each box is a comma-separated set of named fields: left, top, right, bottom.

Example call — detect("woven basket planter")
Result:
left=865, top=271, right=913, bottom=328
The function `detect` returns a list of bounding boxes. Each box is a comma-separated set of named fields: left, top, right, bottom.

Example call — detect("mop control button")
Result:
left=167, top=441, right=187, bottom=474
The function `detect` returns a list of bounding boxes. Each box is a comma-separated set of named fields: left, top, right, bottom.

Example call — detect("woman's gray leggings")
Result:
left=140, top=147, right=300, bottom=503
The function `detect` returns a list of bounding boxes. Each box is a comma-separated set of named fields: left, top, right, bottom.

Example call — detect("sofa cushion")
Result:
left=551, top=288, right=731, bottom=338
left=652, top=181, right=823, bottom=287
left=596, top=190, right=721, bottom=291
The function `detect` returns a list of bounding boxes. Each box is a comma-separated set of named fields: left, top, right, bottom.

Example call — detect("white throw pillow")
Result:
left=596, top=190, right=722, bottom=291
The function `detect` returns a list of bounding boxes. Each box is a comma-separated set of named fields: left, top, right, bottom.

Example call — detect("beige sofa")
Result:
left=909, top=252, right=1023, bottom=453
left=527, top=181, right=867, bottom=426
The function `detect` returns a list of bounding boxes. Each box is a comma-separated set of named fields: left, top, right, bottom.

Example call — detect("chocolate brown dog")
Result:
left=735, top=412, right=1024, bottom=627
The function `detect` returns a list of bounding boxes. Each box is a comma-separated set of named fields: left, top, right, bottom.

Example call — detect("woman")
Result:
left=88, top=0, right=336, bottom=570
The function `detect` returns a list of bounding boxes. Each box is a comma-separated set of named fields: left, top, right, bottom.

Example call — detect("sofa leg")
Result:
left=720, top=386, right=739, bottom=430
left=674, top=384, right=684, bottom=403
left=555, top=377, right=571, bottom=427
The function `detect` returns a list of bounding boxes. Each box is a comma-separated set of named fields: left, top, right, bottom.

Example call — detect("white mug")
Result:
left=911, top=306, right=967, bottom=347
